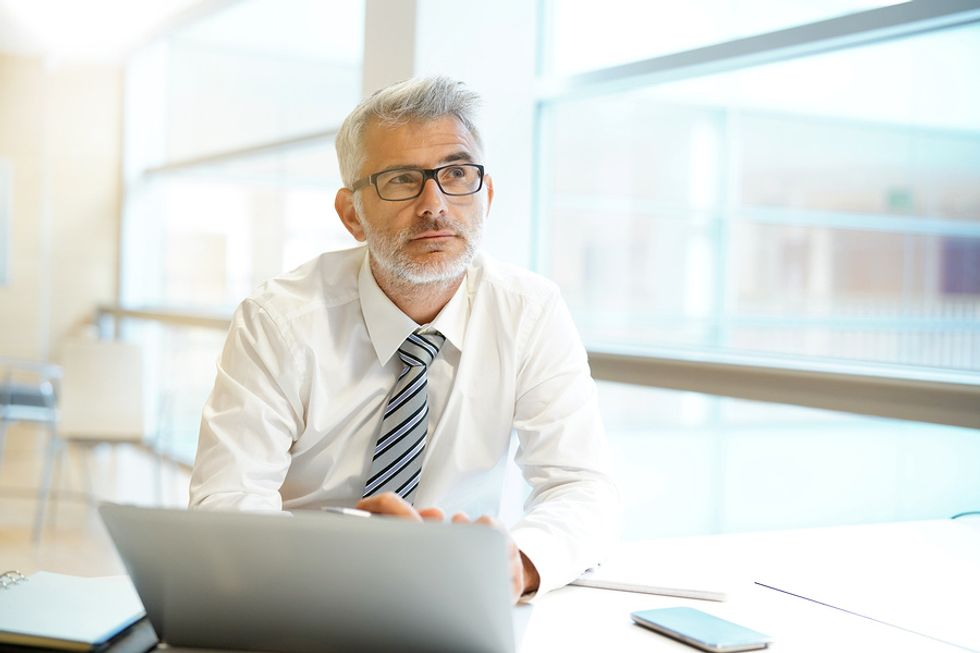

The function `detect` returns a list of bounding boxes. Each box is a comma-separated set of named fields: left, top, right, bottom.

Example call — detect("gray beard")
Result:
left=355, top=203, right=483, bottom=286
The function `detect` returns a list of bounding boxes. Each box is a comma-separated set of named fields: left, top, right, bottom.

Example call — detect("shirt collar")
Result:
left=358, top=252, right=470, bottom=366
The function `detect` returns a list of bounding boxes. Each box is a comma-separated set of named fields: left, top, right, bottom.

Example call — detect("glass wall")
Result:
left=119, top=321, right=227, bottom=463
left=121, top=0, right=364, bottom=460
left=538, top=3, right=980, bottom=537
left=123, top=143, right=351, bottom=312
left=539, top=19, right=980, bottom=372
left=600, top=381, right=980, bottom=539
left=123, top=0, right=363, bottom=311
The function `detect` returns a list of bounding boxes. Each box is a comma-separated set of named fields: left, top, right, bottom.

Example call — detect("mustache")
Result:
left=403, top=216, right=464, bottom=238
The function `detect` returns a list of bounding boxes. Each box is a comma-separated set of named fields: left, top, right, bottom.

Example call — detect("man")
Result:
left=189, top=76, right=620, bottom=602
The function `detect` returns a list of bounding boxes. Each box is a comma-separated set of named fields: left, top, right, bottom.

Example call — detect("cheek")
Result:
left=466, top=198, right=488, bottom=228
left=366, top=214, right=414, bottom=244
left=446, top=195, right=486, bottom=220
left=360, top=203, right=404, bottom=234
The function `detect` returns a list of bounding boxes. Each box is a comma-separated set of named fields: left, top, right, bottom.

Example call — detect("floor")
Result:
left=0, top=424, right=190, bottom=577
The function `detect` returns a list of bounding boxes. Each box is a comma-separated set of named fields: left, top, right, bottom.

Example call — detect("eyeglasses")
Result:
left=350, top=163, right=485, bottom=201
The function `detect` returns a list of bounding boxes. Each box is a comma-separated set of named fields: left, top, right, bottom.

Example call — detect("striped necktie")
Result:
left=362, top=329, right=445, bottom=504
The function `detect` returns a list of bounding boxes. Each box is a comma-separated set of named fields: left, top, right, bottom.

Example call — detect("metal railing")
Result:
left=98, top=304, right=980, bottom=430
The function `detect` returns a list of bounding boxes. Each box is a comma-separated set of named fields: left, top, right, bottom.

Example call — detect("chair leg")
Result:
left=76, top=441, right=96, bottom=500
left=47, top=440, right=69, bottom=530
left=0, top=419, right=8, bottom=472
left=32, top=425, right=64, bottom=545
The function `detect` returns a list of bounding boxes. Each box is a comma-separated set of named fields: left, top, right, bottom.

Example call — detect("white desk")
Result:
left=520, top=519, right=980, bottom=652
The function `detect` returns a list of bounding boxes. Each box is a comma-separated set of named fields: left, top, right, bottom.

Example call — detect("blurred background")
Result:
left=0, top=0, right=978, bottom=546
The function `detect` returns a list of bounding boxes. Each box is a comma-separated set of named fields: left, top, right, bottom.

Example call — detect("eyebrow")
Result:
left=438, top=151, right=475, bottom=165
left=373, top=151, right=476, bottom=176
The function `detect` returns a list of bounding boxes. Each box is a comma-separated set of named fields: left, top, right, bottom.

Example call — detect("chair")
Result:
left=0, top=358, right=62, bottom=474
left=33, top=339, right=146, bottom=542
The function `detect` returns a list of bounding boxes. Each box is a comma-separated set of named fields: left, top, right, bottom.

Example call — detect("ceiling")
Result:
left=0, top=0, right=215, bottom=61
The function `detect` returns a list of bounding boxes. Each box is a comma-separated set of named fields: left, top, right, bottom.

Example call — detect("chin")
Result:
left=368, top=230, right=480, bottom=286
left=397, top=250, right=473, bottom=285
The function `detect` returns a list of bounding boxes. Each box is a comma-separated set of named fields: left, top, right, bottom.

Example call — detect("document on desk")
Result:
left=0, top=571, right=145, bottom=651
left=571, top=569, right=727, bottom=601
left=755, top=520, right=980, bottom=653
left=571, top=554, right=729, bottom=602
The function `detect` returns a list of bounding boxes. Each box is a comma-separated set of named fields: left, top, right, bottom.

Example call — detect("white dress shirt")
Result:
left=190, top=245, right=621, bottom=595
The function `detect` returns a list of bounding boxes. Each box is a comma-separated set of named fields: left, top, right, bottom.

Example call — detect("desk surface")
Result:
left=520, top=518, right=980, bottom=652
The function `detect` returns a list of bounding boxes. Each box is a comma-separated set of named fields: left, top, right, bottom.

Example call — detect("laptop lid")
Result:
left=99, top=504, right=515, bottom=653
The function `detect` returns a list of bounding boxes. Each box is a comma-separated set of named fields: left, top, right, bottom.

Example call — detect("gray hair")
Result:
left=335, top=76, right=483, bottom=188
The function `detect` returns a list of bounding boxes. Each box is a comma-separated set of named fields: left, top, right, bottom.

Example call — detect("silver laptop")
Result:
left=99, top=503, right=516, bottom=653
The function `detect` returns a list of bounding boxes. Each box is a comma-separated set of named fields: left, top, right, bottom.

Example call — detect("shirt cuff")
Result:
left=511, top=525, right=580, bottom=601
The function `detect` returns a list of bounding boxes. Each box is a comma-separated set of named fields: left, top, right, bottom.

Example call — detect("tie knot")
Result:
left=398, top=330, right=445, bottom=368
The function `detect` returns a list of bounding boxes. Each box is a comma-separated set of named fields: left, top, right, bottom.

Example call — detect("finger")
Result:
left=451, top=512, right=471, bottom=524
left=519, top=551, right=540, bottom=597
left=418, top=507, right=445, bottom=522
left=511, top=555, right=524, bottom=602
left=355, top=492, right=422, bottom=521
left=474, top=514, right=500, bottom=529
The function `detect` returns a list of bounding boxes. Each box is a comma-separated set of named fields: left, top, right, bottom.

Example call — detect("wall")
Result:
left=361, top=0, right=539, bottom=269
left=413, top=0, right=538, bottom=269
left=0, top=54, right=121, bottom=360
left=0, top=54, right=43, bottom=357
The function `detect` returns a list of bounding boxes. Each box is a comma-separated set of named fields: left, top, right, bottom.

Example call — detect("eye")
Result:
left=389, top=173, right=418, bottom=185
left=377, top=170, right=422, bottom=192
left=438, top=166, right=473, bottom=185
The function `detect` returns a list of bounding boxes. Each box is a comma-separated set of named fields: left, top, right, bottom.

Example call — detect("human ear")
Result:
left=485, top=174, right=494, bottom=214
left=335, top=188, right=366, bottom=241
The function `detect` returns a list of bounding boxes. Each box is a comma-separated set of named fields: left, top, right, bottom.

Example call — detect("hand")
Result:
left=451, top=512, right=540, bottom=603
left=355, top=492, right=445, bottom=522
left=356, top=494, right=540, bottom=602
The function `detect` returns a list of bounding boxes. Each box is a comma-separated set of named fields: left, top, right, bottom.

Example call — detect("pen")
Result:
left=321, top=507, right=373, bottom=518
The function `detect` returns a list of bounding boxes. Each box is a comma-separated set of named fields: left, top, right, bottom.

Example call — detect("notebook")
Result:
left=100, top=503, right=518, bottom=653
left=571, top=565, right=728, bottom=601
left=568, top=541, right=731, bottom=602
left=0, top=571, right=145, bottom=651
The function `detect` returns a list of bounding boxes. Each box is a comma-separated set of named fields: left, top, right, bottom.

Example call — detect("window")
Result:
left=123, top=0, right=363, bottom=311
left=123, top=143, right=350, bottom=312
left=600, top=381, right=980, bottom=538
left=120, top=0, right=365, bottom=460
left=538, top=1, right=980, bottom=536
left=538, top=8, right=980, bottom=373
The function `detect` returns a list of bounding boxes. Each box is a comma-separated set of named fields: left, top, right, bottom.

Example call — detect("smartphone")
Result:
left=631, top=607, right=772, bottom=652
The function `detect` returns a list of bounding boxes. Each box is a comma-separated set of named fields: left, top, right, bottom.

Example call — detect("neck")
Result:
left=370, top=258, right=463, bottom=324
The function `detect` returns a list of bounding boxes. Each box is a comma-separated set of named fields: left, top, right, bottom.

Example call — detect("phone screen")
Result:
left=631, top=607, right=772, bottom=652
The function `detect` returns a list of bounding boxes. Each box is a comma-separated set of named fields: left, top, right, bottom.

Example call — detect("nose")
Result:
left=415, top=177, right=448, bottom=217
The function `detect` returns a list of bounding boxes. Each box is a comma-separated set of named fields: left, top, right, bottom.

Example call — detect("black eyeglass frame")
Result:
left=350, top=163, right=486, bottom=201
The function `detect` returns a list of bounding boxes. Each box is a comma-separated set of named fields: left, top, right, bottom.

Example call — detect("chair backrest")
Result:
left=0, top=358, right=60, bottom=425
left=58, top=340, right=145, bottom=442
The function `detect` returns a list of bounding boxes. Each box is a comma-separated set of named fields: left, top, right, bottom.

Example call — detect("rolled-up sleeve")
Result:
left=509, top=291, right=622, bottom=597
left=189, top=298, right=305, bottom=512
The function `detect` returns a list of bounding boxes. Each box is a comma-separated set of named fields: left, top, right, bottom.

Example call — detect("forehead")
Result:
left=359, top=116, right=481, bottom=173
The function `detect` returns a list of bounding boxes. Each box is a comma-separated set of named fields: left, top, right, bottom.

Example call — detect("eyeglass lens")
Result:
left=375, top=165, right=482, bottom=200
